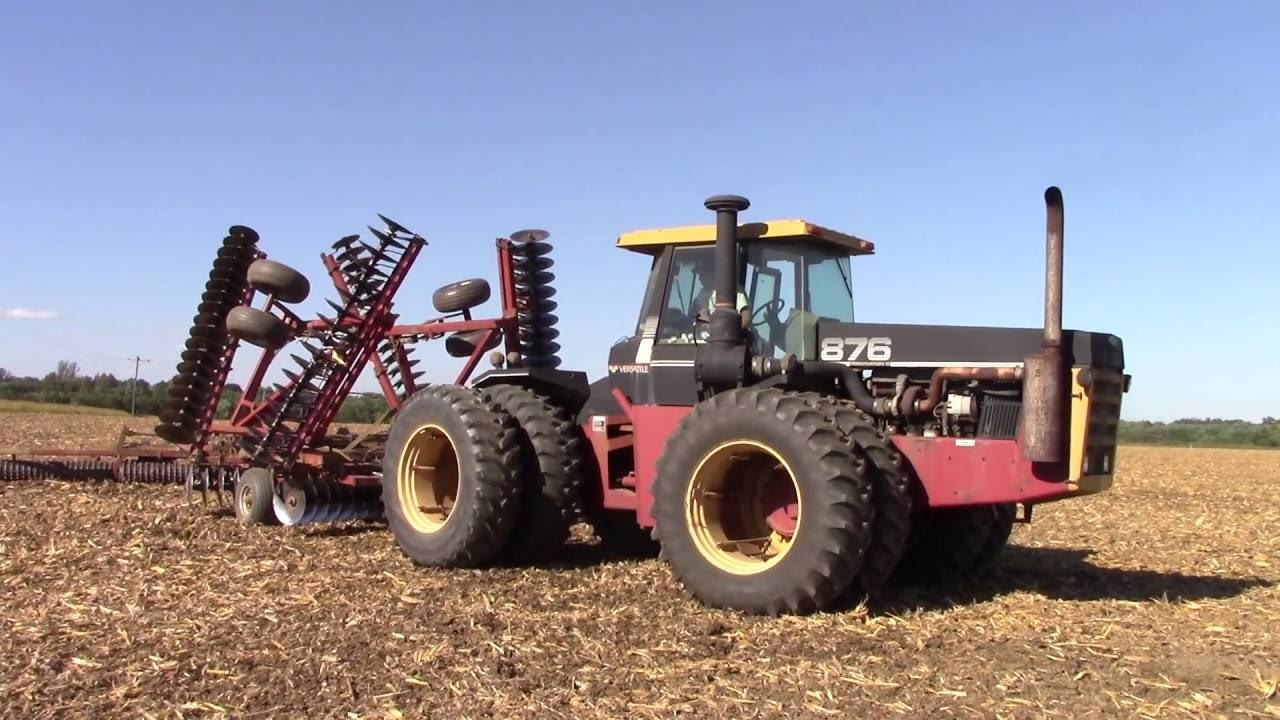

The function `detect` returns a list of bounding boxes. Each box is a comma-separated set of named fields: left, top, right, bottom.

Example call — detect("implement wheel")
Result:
left=653, top=388, right=873, bottom=615
left=432, top=278, right=491, bottom=313
left=480, top=385, right=586, bottom=560
left=226, top=306, right=292, bottom=350
left=247, top=259, right=310, bottom=303
left=235, top=468, right=278, bottom=526
left=381, top=385, right=522, bottom=567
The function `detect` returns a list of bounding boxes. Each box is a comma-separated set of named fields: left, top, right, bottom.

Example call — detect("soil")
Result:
left=0, top=413, right=1277, bottom=719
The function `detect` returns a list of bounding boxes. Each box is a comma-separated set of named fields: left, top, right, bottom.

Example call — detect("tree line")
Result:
left=3, top=363, right=1277, bottom=447
left=0, top=363, right=391, bottom=423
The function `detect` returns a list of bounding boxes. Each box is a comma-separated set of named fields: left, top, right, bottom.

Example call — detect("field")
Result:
left=0, top=412, right=1277, bottom=719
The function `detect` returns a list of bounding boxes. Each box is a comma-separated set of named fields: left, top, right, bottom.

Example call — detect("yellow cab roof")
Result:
left=616, top=219, right=875, bottom=255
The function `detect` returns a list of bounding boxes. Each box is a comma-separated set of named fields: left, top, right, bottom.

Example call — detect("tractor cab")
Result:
left=616, top=219, right=875, bottom=362
left=603, top=218, right=874, bottom=406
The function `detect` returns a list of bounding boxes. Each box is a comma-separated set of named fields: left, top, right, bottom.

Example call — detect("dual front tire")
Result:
left=653, top=388, right=875, bottom=616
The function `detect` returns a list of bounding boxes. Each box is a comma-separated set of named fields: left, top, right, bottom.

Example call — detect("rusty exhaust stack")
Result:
left=1021, top=186, right=1066, bottom=462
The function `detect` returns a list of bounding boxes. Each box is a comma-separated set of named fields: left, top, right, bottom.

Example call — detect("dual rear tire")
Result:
left=380, top=384, right=584, bottom=567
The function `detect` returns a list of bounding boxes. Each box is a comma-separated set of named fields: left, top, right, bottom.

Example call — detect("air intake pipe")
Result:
left=1021, top=186, right=1066, bottom=462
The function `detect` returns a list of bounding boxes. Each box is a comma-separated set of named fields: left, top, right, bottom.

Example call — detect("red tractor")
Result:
left=0, top=187, right=1124, bottom=615
left=376, top=186, right=1128, bottom=615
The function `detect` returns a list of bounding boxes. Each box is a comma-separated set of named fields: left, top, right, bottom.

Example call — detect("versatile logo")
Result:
left=819, top=337, right=893, bottom=363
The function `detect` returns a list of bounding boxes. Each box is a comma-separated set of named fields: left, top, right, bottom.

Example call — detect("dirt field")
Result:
left=1, top=412, right=1277, bottom=719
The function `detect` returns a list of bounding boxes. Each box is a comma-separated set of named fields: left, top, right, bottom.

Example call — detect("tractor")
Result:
left=378, top=186, right=1128, bottom=615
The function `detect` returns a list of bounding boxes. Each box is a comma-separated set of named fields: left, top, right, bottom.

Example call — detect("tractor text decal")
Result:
left=819, top=337, right=893, bottom=363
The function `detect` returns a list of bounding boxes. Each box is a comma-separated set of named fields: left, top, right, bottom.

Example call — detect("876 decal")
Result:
left=819, top=336, right=893, bottom=363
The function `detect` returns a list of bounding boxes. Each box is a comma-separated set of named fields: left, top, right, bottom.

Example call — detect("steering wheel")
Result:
left=749, top=298, right=786, bottom=327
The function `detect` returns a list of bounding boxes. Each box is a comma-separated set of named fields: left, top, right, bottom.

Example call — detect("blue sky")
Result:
left=1, top=2, right=1276, bottom=420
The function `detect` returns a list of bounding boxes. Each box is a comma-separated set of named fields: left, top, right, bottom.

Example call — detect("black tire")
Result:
left=247, top=259, right=311, bottom=303
left=226, top=306, right=292, bottom=350
left=480, top=385, right=586, bottom=560
left=433, top=278, right=491, bottom=313
left=445, top=329, right=502, bottom=358
left=820, top=398, right=914, bottom=599
left=973, top=503, right=1016, bottom=574
left=235, top=467, right=278, bottom=526
left=591, top=510, right=660, bottom=558
left=894, top=506, right=995, bottom=585
left=381, top=385, right=522, bottom=567
left=653, top=388, right=873, bottom=615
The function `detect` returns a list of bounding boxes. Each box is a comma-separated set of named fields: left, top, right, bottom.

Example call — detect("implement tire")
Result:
left=247, top=259, right=310, bottom=304
left=234, top=468, right=278, bottom=526
left=381, top=385, right=523, bottom=567
left=653, top=388, right=873, bottom=615
left=480, top=384, right=585, bottom=560
left=226, top=306, right=292, bottom=350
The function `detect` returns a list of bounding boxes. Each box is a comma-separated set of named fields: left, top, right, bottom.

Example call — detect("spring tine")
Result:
left=184, top=465, right=195, bottom=503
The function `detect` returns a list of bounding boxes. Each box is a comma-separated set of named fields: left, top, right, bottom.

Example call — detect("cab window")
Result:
left=656, top=246, right=715, bottom=344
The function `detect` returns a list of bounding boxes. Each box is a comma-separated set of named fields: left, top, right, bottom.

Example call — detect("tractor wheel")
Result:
left=247, top=259, right=310, bottom=303
left=480, top=384, right=585, bottom=560
left=226, top=306, right=292, bottom=350
left=381, top=385, right=523, bottom=567
left=234, top=467, right=278, bottom=526
left=972, top=503, right=1017, bottom=573
left=894, top=506, right=994, bottom=585
left=821, top=398, right=914, bottom=599
left=432, top=278, right=491, bottom=313
left=591, top=510, right=660, bottom=558
left=652, top=388, right=873, bottom=615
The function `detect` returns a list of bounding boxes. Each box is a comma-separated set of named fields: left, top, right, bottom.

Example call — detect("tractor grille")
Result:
left=978, top=397, right=1022, bottom=439
left=1082, top=370, right=1124, bottom=475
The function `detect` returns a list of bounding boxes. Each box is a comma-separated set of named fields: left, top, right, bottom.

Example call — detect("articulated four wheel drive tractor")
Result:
left=130, top=186, right=1128, bottom=615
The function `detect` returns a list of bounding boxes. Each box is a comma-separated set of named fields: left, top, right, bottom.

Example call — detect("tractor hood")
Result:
left=812, top=320, right=1125, bottom=370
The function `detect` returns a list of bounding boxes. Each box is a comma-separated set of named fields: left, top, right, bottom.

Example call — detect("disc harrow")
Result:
left=235, top=216, right=426, bottom=467
left=272, top=472, right=384, bottom=526
left=0, top=457, right=192, bottom=483
left=509, top=229, right=562, bottom=369
left=155, top=225, right=260, bottom=445
left=7, top=212, right=532, bottom=531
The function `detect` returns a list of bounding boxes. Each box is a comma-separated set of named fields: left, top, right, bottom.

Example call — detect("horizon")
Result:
left=2, top=3, right=1277, bottom=421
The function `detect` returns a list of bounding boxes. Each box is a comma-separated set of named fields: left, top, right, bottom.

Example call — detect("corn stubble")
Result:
left=0, top=413, right=1276, bottom=719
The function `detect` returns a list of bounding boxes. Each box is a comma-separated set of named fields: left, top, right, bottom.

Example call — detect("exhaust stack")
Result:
left=1021, top=186, right=1066, bottom=463
left=696, top=194, right=752, bottom=388
left=704, top=194, right=750, bottom=345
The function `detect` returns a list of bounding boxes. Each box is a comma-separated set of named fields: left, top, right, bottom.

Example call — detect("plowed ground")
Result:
left=1, top=412, right=1277, bottom=719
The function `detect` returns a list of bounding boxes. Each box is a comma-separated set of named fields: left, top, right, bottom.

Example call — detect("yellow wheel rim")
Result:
left=685, top=440, right=801, bottom=576
left=397, top=424, right=460, bottom=533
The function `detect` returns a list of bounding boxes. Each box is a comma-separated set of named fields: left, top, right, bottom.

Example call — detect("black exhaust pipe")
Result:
left=1022, top=186, right=1066, bottom=463
left=704, top=194, right=750, bottom=344
left=697, top=194, right=751, bottom=388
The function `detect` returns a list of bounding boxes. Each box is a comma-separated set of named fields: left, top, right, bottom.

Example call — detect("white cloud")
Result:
left=1, top=308, right=61, bottom=320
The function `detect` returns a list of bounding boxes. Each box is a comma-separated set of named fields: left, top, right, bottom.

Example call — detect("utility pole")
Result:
left=128, top=356, right=153, bottom=415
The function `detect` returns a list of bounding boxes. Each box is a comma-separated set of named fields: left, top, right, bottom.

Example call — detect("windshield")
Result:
left=653, top=242, right=855, bottom=357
